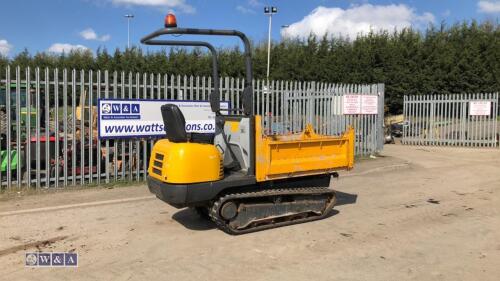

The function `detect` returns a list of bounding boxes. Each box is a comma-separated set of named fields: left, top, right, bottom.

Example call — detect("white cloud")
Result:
left=101, top=34, right=111, bottom=41
left=236, top=5, right=255, bottom=14
left=0, top=39, right=12, bottom=56
left=237, top=0, right=262, bottom=14
left=80, top=28, right=111, bottom=42
left=47, top=43, right=89, bottom=53
left=248, top=0, right=263, bottom=7
left=478, top=1, right=500, bottom=13
left=282, top=4, right=435, bottom=40
left=109, top=0, right=195, bottom=13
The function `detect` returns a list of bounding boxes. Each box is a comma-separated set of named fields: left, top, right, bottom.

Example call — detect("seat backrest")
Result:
left=161, top=104, right=188, bottom=143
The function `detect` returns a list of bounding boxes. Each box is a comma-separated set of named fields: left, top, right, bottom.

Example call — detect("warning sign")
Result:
left=343, top=95, right=361, bottom=115
left=469, top=101, right=491, bottom=116
left=343, top=94, right=378, bottom=115
left=361, top=95, right=378, bottom=115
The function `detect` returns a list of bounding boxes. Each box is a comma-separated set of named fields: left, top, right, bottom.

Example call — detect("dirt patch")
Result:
left=0, top=145, right=499, bottom=280
left=0, top=236, right=68, bottom=257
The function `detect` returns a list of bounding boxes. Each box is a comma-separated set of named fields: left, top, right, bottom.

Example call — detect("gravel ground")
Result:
left=0, top=145, right=499, bottom=281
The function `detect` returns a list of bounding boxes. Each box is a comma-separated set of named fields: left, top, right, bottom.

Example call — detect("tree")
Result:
left=0, top=20, right=498, bottom=114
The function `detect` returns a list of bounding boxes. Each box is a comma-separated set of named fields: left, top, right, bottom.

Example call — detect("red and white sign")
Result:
left=343, top=95, right=361, bottom=115
left=361, top=95, right=378, bottom=114
left=343, top=94, right=378, bottom=115
left=469, top=101, right=491, bottom=116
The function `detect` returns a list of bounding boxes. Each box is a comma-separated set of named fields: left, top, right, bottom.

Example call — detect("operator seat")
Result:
left=160, top=104, right=214, bottom=144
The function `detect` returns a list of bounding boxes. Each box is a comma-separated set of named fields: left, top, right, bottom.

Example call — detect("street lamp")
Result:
left=124, top=14, right=135, bottom=49
left=264, top=6, right=277, bottom=79
left=281, top=25, right=289, bottom=40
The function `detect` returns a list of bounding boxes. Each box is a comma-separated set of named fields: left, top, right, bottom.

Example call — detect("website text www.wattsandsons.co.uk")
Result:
left=103, top=122, right=215, bottom=134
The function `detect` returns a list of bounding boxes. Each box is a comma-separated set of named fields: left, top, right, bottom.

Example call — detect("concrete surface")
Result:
left=0, top=145, right=499, bottom=281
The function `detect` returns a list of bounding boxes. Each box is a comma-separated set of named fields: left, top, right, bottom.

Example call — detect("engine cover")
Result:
left=148, top=139, right=223, bottom=184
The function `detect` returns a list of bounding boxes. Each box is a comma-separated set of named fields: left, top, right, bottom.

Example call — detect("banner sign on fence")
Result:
left=343, top=95, right=378, bottom=115
left=361, top=95, right=378, bottom=114
left=98, top=99, right=229, bottom=139
left=343, top=95, right=362, bottom=115
left=469, top=101, right=491, bottom=116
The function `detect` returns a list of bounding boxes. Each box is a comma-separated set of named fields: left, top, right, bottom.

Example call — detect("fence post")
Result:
left=460, top=94, right=466, bottom=145
left=376, top=83, right=385, bottom=153
left=496, top=92, right=499, bottom=148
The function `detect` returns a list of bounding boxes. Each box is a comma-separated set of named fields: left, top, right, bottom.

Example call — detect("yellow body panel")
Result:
left=255, top=115, right=355, bottom=182
left=148, top=139, right=222, bottom=184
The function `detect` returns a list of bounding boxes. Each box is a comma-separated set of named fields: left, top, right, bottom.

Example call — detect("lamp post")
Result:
left=124, top=14, right=134, bottom=49
left=264, top=6, right=277, bottom=79
left=281, top=25, right=289, bottom=40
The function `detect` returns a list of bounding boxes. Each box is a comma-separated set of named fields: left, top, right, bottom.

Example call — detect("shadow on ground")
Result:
left=172, top=208, right=215, bottom=231
left=335, top=191, right=358, bottom=206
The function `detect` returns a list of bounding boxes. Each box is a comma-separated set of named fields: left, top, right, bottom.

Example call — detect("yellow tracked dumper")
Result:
left=142, top=14, right=354, bottom=234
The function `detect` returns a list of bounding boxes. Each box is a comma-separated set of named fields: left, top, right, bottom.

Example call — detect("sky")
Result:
left=0, top=0, right=499, bottom=57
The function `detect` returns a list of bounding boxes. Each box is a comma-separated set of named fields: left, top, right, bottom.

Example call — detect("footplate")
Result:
left=209, top=187, right=336, bottom=235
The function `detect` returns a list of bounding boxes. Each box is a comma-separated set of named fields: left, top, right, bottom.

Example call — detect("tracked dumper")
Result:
left=143, top=14, right=355, bottom=234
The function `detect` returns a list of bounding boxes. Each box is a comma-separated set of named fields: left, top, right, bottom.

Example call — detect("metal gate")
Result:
left=0, top=66, right=384, bottom=191
left=264, top=82, right=384, bottom=156
left=402, top=93, right=499, bottom=147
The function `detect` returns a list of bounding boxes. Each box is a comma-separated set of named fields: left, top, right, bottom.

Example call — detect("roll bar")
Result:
left=141, top=28, right=254, bottom=116
left=143, top=39, right=222, bottom=113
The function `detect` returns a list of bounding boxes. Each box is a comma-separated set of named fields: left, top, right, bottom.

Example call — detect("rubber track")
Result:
left=209, top=187, right=336, bottom=235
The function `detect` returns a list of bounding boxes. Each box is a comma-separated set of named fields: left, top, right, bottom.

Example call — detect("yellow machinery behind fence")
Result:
left=143, top=14, right=355, bottom=234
